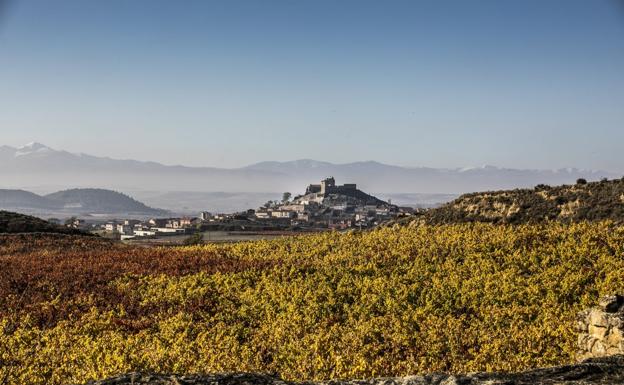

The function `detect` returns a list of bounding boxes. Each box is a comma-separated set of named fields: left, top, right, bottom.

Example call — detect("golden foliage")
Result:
left=2, top=223, right=624, bottom=384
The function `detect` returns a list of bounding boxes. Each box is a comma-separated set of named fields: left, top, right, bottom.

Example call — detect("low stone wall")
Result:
left=576, top=294, right=624, bottom=360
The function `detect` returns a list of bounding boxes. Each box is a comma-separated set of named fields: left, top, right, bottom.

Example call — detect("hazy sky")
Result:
left=0, top=0, right=623, bottom=170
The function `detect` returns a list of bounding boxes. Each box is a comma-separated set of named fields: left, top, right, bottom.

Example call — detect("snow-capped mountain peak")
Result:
left=458, top=165, right=500, bottom=172
left=15, top=142, right=54, bottom=156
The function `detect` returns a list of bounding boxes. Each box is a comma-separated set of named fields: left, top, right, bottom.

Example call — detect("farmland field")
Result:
left=2, top=222, right=624, bottom=385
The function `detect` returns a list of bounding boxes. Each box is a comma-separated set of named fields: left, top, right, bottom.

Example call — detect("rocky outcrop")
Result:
left=405, top=178, right=624, bottom=225
left=577, top=294, right=624, bottom=360
left=82, top=356, right=624, bottom=385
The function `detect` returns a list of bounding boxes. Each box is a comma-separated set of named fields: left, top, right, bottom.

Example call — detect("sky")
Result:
left=0, top=0, right=623, bottom=170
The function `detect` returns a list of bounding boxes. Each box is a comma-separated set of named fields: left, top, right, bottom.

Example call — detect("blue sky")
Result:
left=0, top=0, right=623, bottom=170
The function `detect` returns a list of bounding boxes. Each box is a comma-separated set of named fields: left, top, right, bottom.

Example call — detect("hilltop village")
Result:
left=75, top=178, right=413, bottom=241
left=254, top=177, right=406, bottom=229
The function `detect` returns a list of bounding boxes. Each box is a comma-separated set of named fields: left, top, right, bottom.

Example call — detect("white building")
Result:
left=134, top=229, right=157, bottom=237
left=271, top=210, right=295, bottom=219
left=255, top=210, right=271, bottom=219
left=116, top=224, right=133, bottom=235
left=152, top=227, right=186, bottom=234
left=281, top=204, right=307, bottom=213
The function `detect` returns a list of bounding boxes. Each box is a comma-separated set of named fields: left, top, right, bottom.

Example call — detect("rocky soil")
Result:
left=82, top=356, right=624, bottom=385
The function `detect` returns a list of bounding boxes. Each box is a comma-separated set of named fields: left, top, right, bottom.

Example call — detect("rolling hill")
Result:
left=45, top=188, right=166, bottom=215
left=0, top=189, right=63, bottom=210
left=0, top=188, right=166, bottom=216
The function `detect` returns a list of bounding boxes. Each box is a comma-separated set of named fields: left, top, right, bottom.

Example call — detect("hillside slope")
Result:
left=0, top=210, right=87, bottom=234
left=416, top=178, right=624, bottom=224
left=45, top=188, right=166, bottom=215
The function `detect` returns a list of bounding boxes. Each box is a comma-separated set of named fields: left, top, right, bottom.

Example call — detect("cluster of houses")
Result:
left=69, top=178, right=412, bottom=238
left=100, top=217, right=200, bottom=240
left=99, top=212, right=246, bottom=239
left=253, top=177, right=412, bottom=229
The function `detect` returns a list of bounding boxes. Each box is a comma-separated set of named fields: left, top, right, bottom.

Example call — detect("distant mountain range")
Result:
left=0, top=142, right=619, bottom=213
left=0, top=188, right=166, bottom=217
left=2, top=142, right=618, bottom=192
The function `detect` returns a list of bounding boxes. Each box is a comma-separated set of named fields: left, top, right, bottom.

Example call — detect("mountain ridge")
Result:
left=1, top=143, right=619, bottom=196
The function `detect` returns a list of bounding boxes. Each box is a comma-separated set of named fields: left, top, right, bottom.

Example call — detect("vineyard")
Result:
left=2, top=223, right=624, bottom=385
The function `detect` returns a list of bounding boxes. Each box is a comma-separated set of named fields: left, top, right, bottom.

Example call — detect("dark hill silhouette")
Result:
left=0, top=210, right=88, bottom=235
left=45, top=188, right=166, bottom=215
left=0, top=188, right=166, bottom=215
